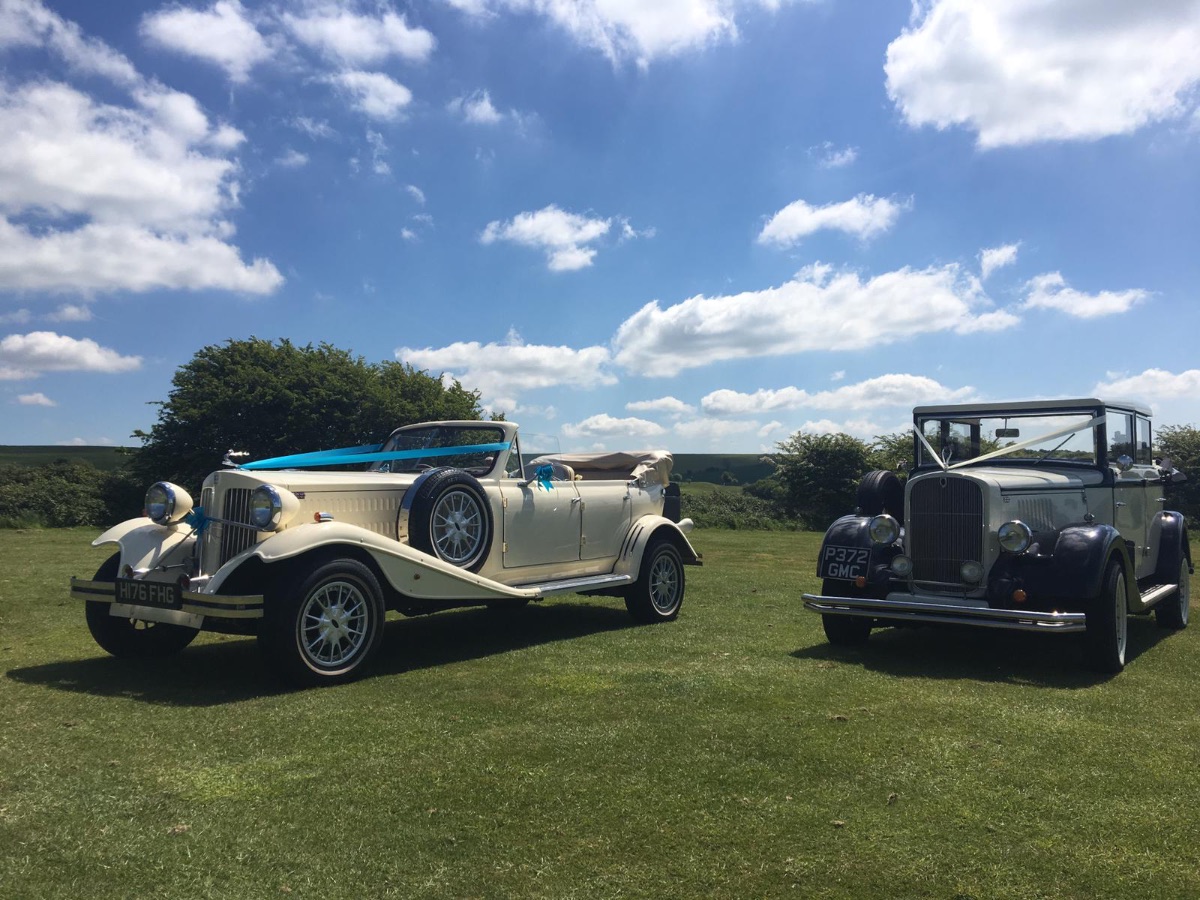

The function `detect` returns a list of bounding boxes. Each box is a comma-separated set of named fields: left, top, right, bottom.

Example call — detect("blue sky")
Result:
left=2, top=0, right=1199, bottom=453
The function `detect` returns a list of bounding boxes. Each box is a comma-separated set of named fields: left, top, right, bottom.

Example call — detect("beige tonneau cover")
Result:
left=528, top=450, right=673, bottom=486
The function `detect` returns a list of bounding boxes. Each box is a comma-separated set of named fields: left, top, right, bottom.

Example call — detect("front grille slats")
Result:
left=908, top=477, right=983, bottom=585
left=198, top=487, right=258, bottom=573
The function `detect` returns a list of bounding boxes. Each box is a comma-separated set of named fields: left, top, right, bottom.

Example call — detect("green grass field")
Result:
left=2, top=528, right=1198, bottom=899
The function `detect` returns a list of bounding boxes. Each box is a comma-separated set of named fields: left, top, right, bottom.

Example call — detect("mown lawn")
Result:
left=1, top=528, right=1198, bottom=899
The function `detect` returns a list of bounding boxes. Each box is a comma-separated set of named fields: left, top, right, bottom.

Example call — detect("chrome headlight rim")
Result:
left=868, top=514, right=901, bottom=545
left=997, top=519, right=1033, bottom=554
left=960, top=560, right=985, bottom=584
left=145, top=481, right=193, bottom=526
left=890, top=554, right=913, bottom=577
left=250, top=484, right=284, bottom=531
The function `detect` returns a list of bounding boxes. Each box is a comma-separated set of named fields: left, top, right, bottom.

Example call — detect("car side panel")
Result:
left=577, top=480, right=633, bottom=561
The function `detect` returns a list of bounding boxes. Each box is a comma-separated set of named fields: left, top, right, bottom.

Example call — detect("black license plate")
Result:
left=116, top=578, right=182, bottom=610
left=819, top=545, right=870, bottom=580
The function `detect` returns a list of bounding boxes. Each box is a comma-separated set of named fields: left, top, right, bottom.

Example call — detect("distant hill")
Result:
left=671, top=453, right=773, bottom=485
left=0, top=446, right=132, bottom=471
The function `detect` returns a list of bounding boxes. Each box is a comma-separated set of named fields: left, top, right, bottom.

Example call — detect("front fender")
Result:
left=815, top=515, right=897, bottom=587
left=987, top=523, right=1129, bottom=607
left=212, top=521, right=537, bottom=602
left=91, top=517, right=195, bottom=574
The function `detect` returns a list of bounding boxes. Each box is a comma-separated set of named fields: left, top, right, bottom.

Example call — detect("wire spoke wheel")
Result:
left=626, top=539, right=685, bottom=623
left=431, top=489, right=485, bottom=565
left=649, top=552, right=681, bottom=613
left=299, top=579, right=370, bottom=668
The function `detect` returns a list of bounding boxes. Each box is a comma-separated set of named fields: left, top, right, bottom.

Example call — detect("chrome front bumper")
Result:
left=801, top=591, right=1087, bottom=633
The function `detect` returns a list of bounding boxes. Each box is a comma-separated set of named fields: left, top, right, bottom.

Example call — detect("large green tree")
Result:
left=772, top=431, right=872, bottom=529
left=129, top=338, right=484, bottom=491
left=1156, top=424, right=1200, bottom=520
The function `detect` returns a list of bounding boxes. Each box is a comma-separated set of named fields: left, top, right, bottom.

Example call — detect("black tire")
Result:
left=405, top=469, right=493, bottom=572
left=85, top=553, right=199, bottom=658
left=260, top=559, right=386, bottom=686
left=856, top=470, right=904, bottom=520
left=820, top=578, right=873, bottom=645
left=1084, top=559, right=1128, bottom=673
left=625, top=539, right=685, bottom=623
left=1155, top=558, right=1190, bottom=630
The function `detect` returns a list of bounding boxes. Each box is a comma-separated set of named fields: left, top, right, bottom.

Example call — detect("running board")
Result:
left=526, top=574, right=633, bottom=597
left=1136, top=582, right=1178, bottom=611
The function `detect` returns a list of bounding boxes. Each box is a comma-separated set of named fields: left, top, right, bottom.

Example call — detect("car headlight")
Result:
left=249, top=484, right=299, bottom=532
left=868, top=514, right=900, bottom=545
left=960, top=560, right=984, bottom=584
left=997, top=520, right=1033, bottom=554
left=890, top=555, right=913, bottom=577
left=145, top=482, right=193, bottom=526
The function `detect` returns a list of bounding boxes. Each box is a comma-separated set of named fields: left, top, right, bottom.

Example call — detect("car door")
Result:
left=575, top=479, right=633, bottom=561
left=1110, top=411, right=1154, bottom=578
left=497, top=477, right=582, bottom=569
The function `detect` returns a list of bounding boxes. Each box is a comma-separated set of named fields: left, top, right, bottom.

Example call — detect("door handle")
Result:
left=570, top=497, right=582, bottom=505
left=1115, top=501, right=1127, bottom=508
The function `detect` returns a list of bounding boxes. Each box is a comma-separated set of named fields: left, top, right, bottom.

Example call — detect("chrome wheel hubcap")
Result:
left=432, top=490, right=484, bottom=565
left=649, top=553, right=680, bottom=613
left=301, top=580, right=369, bottom=667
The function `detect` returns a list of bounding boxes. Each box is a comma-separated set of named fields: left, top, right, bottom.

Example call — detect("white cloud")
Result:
left=283, top=5, right=435, bottom=66
left=673, top=418, right=760, bottom=444
left=46, top=303, right=91, bottom=322
left=451, top=0, right=798, bottom=67
left=406, top=184, right=426, bottom=205
left=563, top=413, right=666, bottom=443
left=1094, top=368, right=1200, bottom=402
left=481, top=205, right=613, bottom=271
left=809, top=141, right=857, bottom=169
left=448, top=89, right=504, bottom=125
left=0, top=331, right=141, bottom=379
left=276, top=149, right=309, bottom=169
left=366, top=129, right=390, bottom=175
left=0, top=13, right=282, bottom=296
left=612, top=263, right=1018, bottom=377
left=327, top=71, right=413, bottom=121
left=17, top=391, right=55, bottom=406
left=796, top=418, right=883, bottom=440
left=396, top=335, right=615, bottom=404
left=626, top=396, right=695, bottom=416
left=291, top=117, right=337, bottom=140
left=1022, top=272, right=1148, bottom=319
left=0, top=309, right=32, bottom=325
left=400, top=228, right=418, bottom=242
left=758, top=420, right=784, bottom=438
left=758, top=194, right=906, bottom=246
left=830, top=370, right=845, bottom=382
left=885, top=1, right=1200, bottom=148
left=140, top=0, right=272, bottom=83
left=980, top=243, right=1020, bottom=280
left=702, top=374, right=975, bottom=416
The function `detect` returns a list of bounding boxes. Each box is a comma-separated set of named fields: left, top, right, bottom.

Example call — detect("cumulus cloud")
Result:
left=1094, top=368, right=1200, bottom=401
left=448, top=89, right=505, bottom=125
left=447, top=0, right=800, bottom=67
left=612, top=263, right=1018, bottom=377
left=276, top=149, right=309, bottom=169
left=980, top=243, right=1020, bottom=280
left=702, top=374, right=975, bottom=416
left=758, top=194, right=906, bottom=246
left=626, top=396, right=695, bottom=416
left=563, top=413, right=666, bottom=443
left=481, top=205, right=615, bottom=271
left=0, top=309, right=32, bottom=325
left=140, top=0, right=272, bottom=83
left=17, top=391, right=55, bottom=406
left=673, top=418, right=760, bottom=444
left=0, top=331, right=141, bottom=379
left=809, top=142, right=858, bottom=168
left=46, top=303, right=91, bottom=322
left=282, top=5, right=435, bottom=66
left=885, top=1, right=1200, bottom=148
left=1022, top=272, right=1148, bottom=318
left=326, top=71, right=413, bottom=120
left=396, top=333, right=615, bottom=404
left=406, top=184, right=426, bottom=205
left=0, top=6, right=282, bottom=296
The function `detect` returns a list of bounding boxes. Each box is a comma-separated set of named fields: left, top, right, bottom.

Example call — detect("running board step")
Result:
left=1139, top=582, right=1178, bottom=608
left=526, top=574, right=633, bottom=597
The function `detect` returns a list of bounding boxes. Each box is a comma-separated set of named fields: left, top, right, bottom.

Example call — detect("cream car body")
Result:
left=72, top=421, right=700, bottom=684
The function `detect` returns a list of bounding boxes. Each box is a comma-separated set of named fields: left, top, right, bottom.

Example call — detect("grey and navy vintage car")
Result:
left=71, top=421, right=700, bottom=685
left=802, top=398, right=1191, bottom=672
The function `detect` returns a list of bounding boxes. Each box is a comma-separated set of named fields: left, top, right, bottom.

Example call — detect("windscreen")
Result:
left=370, top=425, right=507, bottom=475
left=916, top=411, right=1100, bottom=468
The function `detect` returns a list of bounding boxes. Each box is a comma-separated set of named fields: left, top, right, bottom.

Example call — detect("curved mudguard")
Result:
left=611, top=516, right=702, bottom=579
left=815, top=515, right=897, bottom=588
left=91, top=517, right=196, bottom=573
left=1153, top=511, right=1193, bottom=583
left=986, top=523, right=1131, bottom=607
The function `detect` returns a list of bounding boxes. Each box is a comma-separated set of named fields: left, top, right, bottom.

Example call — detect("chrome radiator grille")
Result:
left=200, top=487, right=259, bottom=574
left=908, top=477, right=983, bottom=584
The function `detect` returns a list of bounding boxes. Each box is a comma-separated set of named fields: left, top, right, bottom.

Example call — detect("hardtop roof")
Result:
left=912, top=398, right=1152, bottom=418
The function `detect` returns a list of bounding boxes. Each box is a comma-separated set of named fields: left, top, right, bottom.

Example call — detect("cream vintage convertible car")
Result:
left=70, top=421, right=700, bottom=685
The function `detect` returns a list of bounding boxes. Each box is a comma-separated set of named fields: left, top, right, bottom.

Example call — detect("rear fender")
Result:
left=611, top=516, right=702, bottom=579
left=1152, top=511, right=1192, bottom=582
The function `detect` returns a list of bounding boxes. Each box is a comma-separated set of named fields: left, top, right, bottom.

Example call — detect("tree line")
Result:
left=3, top=337, right=1200, bottom=529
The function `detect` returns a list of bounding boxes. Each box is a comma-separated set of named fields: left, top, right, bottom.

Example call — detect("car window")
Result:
left=1136, top=417, right=1152, bottom=464
left=370, top=425, right=506, bottom=475
left=917, top=411, right=1099, bottom=467
left=1107, top=412, right=1135, bottom=465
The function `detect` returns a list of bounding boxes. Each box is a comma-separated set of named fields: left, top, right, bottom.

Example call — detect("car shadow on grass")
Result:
left=6, top=599, right=637, bottom=706
left=791, top=616, right=1175, bottom=687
